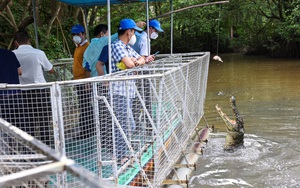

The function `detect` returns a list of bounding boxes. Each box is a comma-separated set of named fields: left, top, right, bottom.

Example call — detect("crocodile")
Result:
left=215, top=96, right=244, bottom=150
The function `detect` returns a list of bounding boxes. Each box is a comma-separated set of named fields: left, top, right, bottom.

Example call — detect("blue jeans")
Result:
left=113, top=95, right=135, bottom=160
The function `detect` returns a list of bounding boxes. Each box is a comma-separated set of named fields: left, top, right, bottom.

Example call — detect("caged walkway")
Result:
left=0, top=52, right=210, bottom=187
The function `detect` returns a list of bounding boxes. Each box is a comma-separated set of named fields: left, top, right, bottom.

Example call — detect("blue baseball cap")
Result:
left=71, top=24, right=85, bottom=34
left=118, top=19, right=142, bottom=31
left=149, top=19, right=164, bottom=32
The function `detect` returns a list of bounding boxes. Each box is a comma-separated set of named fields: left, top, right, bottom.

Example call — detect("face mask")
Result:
left=150, top=32, right=158, bottom=39
left=73, top=35, right=81, bottom=44
left=128, top=34, right=137, bottom=45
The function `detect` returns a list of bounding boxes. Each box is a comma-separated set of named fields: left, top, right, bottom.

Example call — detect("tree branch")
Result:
left=46, top=2, right=62, bottom=37
left=5, top=6, right=17, bottom=31
left=151, top=1, right=229, bottom=20
left=0, top=0, right=11, bottom=12
left=18, top=16, right=34, bottom=31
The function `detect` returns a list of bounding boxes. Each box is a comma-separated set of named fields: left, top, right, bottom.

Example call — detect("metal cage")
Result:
left=0, top=52, right=210, bottom=187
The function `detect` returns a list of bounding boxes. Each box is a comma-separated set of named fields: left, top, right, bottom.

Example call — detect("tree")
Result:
left=0, top=0, right=299, bottom=58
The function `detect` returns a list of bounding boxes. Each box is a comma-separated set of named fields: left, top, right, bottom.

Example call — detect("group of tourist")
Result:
left=72, top=18, right=164, bottom=164
left=0, top=18, right=164, bottom=164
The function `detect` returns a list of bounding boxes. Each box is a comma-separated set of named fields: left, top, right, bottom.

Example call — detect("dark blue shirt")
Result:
left=98, top=45, right=109, bottom=74
left=0, top=49, right=20, bottom=95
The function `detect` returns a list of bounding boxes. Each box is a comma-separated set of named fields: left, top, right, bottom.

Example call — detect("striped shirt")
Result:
left=111, top=39, right=140, bottom=98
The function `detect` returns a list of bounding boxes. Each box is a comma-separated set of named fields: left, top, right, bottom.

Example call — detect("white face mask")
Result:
left=73, top=35, right=81, bottom=44
left=128, top=34, right=137, bottom=45
left=150, top=32, right=158, bottom=39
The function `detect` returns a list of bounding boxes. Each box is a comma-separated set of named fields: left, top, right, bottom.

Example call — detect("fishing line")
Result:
left=212, top=5, right=223, bottom=63
left=216, top=4, right=221, bottom=56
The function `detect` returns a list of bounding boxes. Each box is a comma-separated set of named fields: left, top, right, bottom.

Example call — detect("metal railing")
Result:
left=0, top=52, right=210, bottom=187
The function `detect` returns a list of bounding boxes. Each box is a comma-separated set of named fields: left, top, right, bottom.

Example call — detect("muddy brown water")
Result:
left=190, top=53, right=300, bottom=187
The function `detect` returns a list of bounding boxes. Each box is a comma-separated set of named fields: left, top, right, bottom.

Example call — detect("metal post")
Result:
left=107, top=0, right=111, bottom=74
left=170, top=0, right=173, bottom=54
left=31, top=0, right=39, bottom=49
left=146, top=0, right=150, bottom=56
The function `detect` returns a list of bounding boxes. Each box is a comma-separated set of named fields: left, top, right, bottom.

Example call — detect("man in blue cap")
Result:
left=132, top=19, right=164, bottom=63
left=131, top=19, right=164, bottom=138
left=70, top=24, right=93, bottom=140
left=71, top=24, right=89, bottom=80
left=110, top=18, right=145, bottom=164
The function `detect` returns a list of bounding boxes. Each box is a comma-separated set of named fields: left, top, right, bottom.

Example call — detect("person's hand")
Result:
left=146, top=55, right=155, bottom=63
left=136, top=21, right=146, bottom=28
left=130, top=57, right=137, bottom=62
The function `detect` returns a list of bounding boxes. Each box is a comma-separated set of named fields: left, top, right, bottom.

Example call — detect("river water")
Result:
left=190, top=53, right=300, bottom=188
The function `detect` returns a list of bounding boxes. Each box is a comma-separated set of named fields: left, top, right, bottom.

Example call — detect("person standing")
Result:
left=13, top=31, right=54, bottom=84
left=0, top=48, right=22, bottom=126
left=71, top=24, right=93, bottom=139
left=83, top=24, right=117, bottom=148
left=111, top=18, right=145, bottom=164
left=0, top=48, right=22, bottom=153
left=0, top=49, right=22, bottom=84
left=71, top=24, right=90, bottom=79
left=131, top=19, right=164, bottom=135
left=83, top=24, right=118, bottom=78
left=132, top=19, right=164, bottom=63
left=13, top=30, right=54, bottom=146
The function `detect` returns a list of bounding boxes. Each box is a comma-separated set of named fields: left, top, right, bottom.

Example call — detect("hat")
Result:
left=71, top=24, right=85, bottom=34
left=149, top=19, right=164, bottom=32
left=118, top=19, right=142, bottom=31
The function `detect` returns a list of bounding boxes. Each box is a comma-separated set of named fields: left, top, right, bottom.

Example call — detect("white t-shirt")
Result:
left=13, top=45, right=53, bottom=84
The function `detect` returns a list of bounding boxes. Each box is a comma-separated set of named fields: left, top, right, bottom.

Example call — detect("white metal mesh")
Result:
left=0, top=118, right=111, bottom=188
left=0, top=52, right=210, bottom=187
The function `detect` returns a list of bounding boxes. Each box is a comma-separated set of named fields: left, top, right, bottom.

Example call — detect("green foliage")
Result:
left=0, top=0, right=299, bottom=57
left=225, top=0, right=300, bottom=57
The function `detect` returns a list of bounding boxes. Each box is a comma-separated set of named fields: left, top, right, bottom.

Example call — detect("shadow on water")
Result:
left=190, top=53, right=300, bottom=187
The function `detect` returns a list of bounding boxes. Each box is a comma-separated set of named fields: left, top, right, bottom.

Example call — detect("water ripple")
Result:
left=189, top=133, right=300, bottom=187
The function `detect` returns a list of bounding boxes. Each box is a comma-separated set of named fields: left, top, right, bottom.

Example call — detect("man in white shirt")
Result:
left=13, top=30, right=54, bottom=84
left=13, top=30, right=54, bottom=146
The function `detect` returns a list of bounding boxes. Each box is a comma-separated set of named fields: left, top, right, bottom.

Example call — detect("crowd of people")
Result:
left=0, top=18, right=164, bottom=164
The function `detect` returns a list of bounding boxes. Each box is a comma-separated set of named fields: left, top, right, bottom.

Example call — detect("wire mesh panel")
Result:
left=0, top=85, right=56, bottom=149
left=0, top=118, right=111, bottom=188
left=0, top=52, right=210, bottom=188
left=47, top=58, right=74, bottom=82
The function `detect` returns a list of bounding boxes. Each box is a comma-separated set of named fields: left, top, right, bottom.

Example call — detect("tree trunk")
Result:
left=46, top=1, right=62, bottom=38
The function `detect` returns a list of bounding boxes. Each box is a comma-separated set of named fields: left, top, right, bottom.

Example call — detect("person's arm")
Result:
left=83, top=61, right=91, bottom=77
left=136, top=56, right=145, bottom=66
left=145, top=55, right=155, bottom=63
left=96, top=61, right=105, bottom=76
left=122, top=49, right=145, bottom=68
left=47, top=68, right=55, bottom=74
left=41, top=51, right=55, bottom=74
left=85, top=70, right=91, bottom=78
left=136, top=21, right=146, bottom=28
left=17, top=67, right=22, bottom=76
left=121, top=56, right=136, bottom=68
